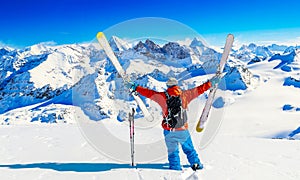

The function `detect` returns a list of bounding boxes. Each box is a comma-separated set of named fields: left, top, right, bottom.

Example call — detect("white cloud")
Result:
left=38, top=41, right=57, bottom=46
left=202, top=28, right=300, bottom=48
left=176, top=38, right=193, bottom=46
left=284, top=36, right=300, bottom=46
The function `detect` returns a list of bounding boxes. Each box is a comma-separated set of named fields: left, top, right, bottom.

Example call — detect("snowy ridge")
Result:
left=0, top=37, right=299, bottom=124
left=0, top=38, right=299, bottom=126
left=234, top=43, right=273, bottom=64
left=269, top=48, right=300, bottom=71
left=109, top=36, right=131, bottom=52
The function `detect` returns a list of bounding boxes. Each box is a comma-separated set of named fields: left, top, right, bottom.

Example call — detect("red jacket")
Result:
left=136, top=81, right=212, bottom=130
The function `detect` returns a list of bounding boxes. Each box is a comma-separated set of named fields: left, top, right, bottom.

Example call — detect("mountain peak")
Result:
left=236, top=43, right=273, bottom=61
left=133, top=39, right=163, bottom=53
left=109, top=36, right=130, bottom=52
left=268, top=44, right=288, bottom=52
left=162, top=42, right=189, bottom=59
left=190, top=37, right=206, bottom=47
left=145, top=39, right=160, bottom=48
left=248, top=43, right=257, bottom=49
left=0, top=47, right=11, bottom=56
left=133, top=41, right=147, bottom=52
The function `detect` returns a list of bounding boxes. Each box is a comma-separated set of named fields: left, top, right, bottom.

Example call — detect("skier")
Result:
left=126, top=76, right=220, bottom=171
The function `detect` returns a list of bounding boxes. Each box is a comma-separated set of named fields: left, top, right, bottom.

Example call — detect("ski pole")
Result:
left=129, top=108, right=135, bottom=166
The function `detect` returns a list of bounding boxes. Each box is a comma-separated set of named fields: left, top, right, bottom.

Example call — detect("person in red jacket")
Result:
left=128, top=76, right=220, bottom=171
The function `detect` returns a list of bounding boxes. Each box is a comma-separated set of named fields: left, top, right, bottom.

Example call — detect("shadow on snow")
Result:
left=0, top=162, right=190, bottom=172
left=270, top=126, right=300, bottom=140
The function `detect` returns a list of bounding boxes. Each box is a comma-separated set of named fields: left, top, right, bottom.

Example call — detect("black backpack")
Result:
left=164, top=92, right=187, bottom=129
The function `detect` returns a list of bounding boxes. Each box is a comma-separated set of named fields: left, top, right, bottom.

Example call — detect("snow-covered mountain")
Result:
left=267, top=44, right=289, bottom=52
left=269, top=48, right=300, bottom=71
left=1, top=36, right=300, bottom=180
left=109, top=36, right=131, bottom=52
left=0, top=43, right=107, bottom=123
left=233, top=43, right=273, bottom=64
left=1, top=37, right=299, bottom=125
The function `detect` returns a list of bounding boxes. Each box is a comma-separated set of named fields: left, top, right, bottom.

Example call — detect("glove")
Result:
left=210, top=75, right=221, bottom=87
left=125, top=81, right=138, bottom=92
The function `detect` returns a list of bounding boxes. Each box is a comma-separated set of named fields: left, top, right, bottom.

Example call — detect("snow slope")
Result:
left=0, top=38, right=300, bottom=179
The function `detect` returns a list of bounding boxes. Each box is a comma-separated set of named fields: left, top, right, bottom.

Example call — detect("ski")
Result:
left=96, top=32, right=153, bottom=122
left=196, top=34, right=234, bottom=132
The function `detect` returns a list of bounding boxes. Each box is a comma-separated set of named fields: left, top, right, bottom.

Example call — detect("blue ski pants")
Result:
left=163, top=129, right=201, bottom=170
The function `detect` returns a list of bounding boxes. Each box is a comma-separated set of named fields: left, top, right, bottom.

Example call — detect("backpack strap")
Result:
left=164, top=91, right=170, bottom=118
left=164, top=91, right=170, bottom=99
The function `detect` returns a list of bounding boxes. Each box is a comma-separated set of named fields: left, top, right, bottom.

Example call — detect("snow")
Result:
left=29, top=44, right=94, bottom=89
left=0, top=37, right=300, bottom=179
left=109, top=36, right=131, bottom=52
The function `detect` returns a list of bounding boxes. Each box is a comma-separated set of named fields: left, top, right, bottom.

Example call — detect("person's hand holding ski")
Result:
left=210, top=75, right=222, bottom=87
left=125, top=81, right=138, bottom=92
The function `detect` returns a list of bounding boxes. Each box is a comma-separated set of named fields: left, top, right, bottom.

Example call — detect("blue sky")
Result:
left=0, top=0, right=299, bottom=48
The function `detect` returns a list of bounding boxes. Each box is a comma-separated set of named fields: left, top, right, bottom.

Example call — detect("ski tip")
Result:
left=96, top=32, right=105, bottom=39
left=196, top=126, right=204, bottom=133
left=227, top=33, right=234, bottom=39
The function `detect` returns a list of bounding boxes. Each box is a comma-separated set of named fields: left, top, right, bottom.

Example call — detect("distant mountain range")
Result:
left=0, top=37, right=299, bottom=124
